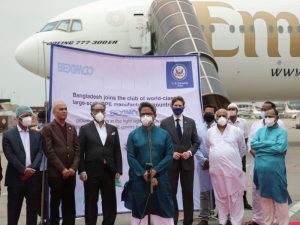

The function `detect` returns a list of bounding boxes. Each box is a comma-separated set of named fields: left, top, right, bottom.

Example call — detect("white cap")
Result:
left=228, top=103, right=238, bottom=109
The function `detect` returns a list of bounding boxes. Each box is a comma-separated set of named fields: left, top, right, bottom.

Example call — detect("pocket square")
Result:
left=111, top=132, right=116, bottom=135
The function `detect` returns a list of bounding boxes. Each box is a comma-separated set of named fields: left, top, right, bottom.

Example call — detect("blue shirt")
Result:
left=251, top=124, right=291, bottom=204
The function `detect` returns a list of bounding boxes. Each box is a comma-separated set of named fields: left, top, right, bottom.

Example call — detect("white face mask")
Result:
left=217, top=116, right=227, bottom=126
left=228, top=110, right=237, bottom=117
left=21, top=116, right=32, bottom=127
left=94, top=112, right=104, bottom=122
left=141, top=115, right=153, bottom=126
left=265, top=117, right=276, bottom=127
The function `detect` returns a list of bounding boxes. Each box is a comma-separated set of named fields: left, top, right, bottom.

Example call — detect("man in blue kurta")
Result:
left=251, top=108, right=291, bottom=225
left=125, top=102, right=174, bottom=225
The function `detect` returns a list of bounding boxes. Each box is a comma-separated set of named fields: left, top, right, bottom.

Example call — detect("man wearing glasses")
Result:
left=78, top=102, right=122, bottom=225
left=41, top=101, right=80, bottom=225
left=2, top=105, right=43, bottom=225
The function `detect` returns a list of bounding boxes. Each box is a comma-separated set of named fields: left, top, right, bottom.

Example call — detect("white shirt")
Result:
left=173, top=115, right=183, bottom=133
left=93, top=120, right=107, bottom=145
left=205, top=124, right=246, bottom=198
left=228, top=117, right=249, bottom=139
left=17, top=125, right=31, bottom=167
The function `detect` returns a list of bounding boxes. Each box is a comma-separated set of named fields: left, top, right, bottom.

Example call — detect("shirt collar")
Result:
left=93, top=120, right=106, bottom=128
left=17, top=124, right=29, bottom=132
left=173, top=115, right=183, bottom=121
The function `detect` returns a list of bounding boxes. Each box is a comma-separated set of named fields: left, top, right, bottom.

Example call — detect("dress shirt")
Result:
left=94, top=120, right=107, bottom=145
left=228, top=117, right=249, bottom=139
left=17, top=125, right=31, bottom=167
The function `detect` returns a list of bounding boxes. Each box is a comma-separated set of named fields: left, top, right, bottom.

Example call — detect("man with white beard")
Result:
left=205, top=109, right=246, bottom=225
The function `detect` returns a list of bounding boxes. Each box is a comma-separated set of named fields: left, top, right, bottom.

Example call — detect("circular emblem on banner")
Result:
left=172, top=64, right=187, bottom=81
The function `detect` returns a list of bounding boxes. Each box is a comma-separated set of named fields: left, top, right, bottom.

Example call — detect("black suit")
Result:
left=79, top=121, right=122, bottom=225
left=2, top=126, right=42, bottom=225
left=160, top=116, right=200, bottom=225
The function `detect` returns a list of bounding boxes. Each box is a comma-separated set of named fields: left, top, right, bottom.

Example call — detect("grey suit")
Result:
left=160, top=115, right=200, bottom=225
left=2, top=126, right=42, bottom=225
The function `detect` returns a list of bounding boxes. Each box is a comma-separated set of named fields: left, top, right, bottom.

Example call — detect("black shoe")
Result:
left=244, top=202, right=253, bottom=210
left=198, top=220, right=209, bottom=225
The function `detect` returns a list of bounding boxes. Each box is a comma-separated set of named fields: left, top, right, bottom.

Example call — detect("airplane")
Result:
left=15, top=0, right=300, bottom=107
left=284, top=101, right=300, bottom=119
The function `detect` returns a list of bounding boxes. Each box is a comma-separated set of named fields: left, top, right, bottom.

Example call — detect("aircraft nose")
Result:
left=15, top=36, right=40, bottom=75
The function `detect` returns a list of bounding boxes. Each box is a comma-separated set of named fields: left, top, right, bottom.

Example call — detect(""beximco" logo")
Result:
left=58, top=63, right=94, bottom=75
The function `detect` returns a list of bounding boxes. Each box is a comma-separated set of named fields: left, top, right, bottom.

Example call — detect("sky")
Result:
left=0, top=0, right=95, bottom=106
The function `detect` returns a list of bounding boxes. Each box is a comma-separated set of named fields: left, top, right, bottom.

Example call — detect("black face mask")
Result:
left=203, top=113, right=215, bottom=123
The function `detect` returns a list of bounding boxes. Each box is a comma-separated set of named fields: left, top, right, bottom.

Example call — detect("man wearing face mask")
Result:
left=78, top=102, right=122, bottom=225
left=160, top=96, right=200, bottom=225
left=227, top=103, right=252, bottom=210
left=125, top=102, right=174, bottom=225
left=2, top=105, right=43, bottom=225
left=41, top=101, right=80, bottom=225
left=195, top=104, right=216, bottom=225
left=246, top=101, right=286, bottom=225
left=205, top=109, right=246, bottom=225
left=251, top=108, right=291, bottom=225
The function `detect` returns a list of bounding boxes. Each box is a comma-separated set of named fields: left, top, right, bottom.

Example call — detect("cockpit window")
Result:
left=71, top=20, right=82, bottom=32
left=56, top=20, right=70, bottom=32
left=40, top=21, right=59, bottom=32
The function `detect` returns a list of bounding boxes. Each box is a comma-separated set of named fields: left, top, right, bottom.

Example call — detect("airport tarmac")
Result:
left=0, top=118, right=299, bottom=225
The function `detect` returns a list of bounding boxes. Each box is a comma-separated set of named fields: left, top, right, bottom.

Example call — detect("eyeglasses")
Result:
left=140, top=113, right=153, bottom=116
left=92, top=108, right=105, bottom=113
left=265, top=115, right=276, bottom=118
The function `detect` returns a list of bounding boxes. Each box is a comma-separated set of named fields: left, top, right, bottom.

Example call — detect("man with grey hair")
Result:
left=41, top=101, right=80, bottom=225
left=205, top=109, right=246, bottom=225
left=79, top=102, right=122, bottom=225
left=3, top=105, right=43, bottom=225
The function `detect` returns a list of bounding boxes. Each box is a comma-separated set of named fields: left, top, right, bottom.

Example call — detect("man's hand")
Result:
left=173, top=152, right=181, bottom=160
left=62, top=168, right=70, bottom=179
left=181, top=151, right=191, bottom=160
left=68, top=168, right=75, bottom=176
left=80, top=172, right=88, bottom=182
left=250, top=149, right=256, bottom=157
left=152, top=178, right=159, bottom=186
left=20, top=168, right=36, bottom=181
left=115, top=173, right=121, bottom=179
left=202, top=160, right=209, bottom=170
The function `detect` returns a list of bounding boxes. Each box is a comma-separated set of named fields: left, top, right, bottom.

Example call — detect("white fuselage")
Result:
left=15, top=0, right=300, bottom=101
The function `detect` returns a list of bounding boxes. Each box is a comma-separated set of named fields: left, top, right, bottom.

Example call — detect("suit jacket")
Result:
left=2, top=126, right=42, bottom=187
left=78, top=121, right=122, bottom=177
left=41, top=120, right=80, bottom=178
left=160, top=115, right=200, bottom=170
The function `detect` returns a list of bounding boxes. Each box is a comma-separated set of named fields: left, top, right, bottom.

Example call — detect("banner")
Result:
left=49, top=45, right=203, bottom=216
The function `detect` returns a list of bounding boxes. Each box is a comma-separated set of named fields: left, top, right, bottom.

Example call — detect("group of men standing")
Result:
left=1, top=97, right=291, bottom=225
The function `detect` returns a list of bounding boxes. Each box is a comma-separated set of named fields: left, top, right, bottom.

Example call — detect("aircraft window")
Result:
left=71, top=20, right=82, bottom=32
left=287, top=26, right=293, bottom=33
left=278, top=25, right=284, bottom=33
left=268, top=25, right=274, bottom=33
left=239, top=25, right=244, bottom=33
left=209, top=25, right=215, bottom=33
left=229, top=25, right=235, bottom=33
left=56, top=20, right=70, bottom=32
left=40, top=21, right=59, bottom=32
left=249, top=25, right=255, bottom=33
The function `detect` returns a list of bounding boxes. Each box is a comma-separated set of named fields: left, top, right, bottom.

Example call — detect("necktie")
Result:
left=176, top=119, right=182, bottom=140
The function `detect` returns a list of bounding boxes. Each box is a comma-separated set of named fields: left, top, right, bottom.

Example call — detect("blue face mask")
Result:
left=172, top=107, right=184, bottom=115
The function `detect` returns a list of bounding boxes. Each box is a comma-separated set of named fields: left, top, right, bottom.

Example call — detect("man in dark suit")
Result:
left=41, top=101, right=80, bottom=225
left=2, top=105, right=42, bottom=225
left=79, top=102, right=122, bottom=225
left=160, top=96, right=200, bottom=225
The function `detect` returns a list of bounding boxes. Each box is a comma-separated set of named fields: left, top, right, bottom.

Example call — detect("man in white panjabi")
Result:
left=205, top=109, right=246, bottom=225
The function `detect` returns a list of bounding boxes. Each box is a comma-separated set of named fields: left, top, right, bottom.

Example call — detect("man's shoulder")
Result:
left=2, top=126, right=17, bottom=137
left=161, top=116, right=173, bottom=123
left=106, top=122, right=118, bottom=130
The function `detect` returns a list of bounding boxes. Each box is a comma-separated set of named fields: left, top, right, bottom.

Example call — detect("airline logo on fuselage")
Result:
left=192, top=2, right=300, bottom=57
left=57, top=63, right=94, bottom=76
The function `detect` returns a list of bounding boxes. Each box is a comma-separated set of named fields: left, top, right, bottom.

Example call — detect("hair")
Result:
left=264, top=101, right=276, bottom=109
left=267, top=108, right=279, bottom=116
left=138, top=102, right=156, bottom=113
left=203, top=104, right=217, bottom=112
left=37, top=111, right=46, bottom=120
left=171, top=96, right=185, bottom=107
left=90, top=102, right=106, bottom=111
